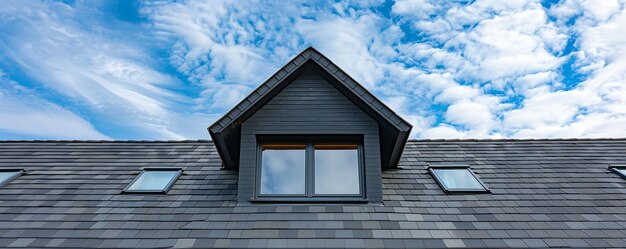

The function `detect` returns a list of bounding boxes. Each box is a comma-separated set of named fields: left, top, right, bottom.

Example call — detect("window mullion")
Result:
left=306, top=143, right=314, bottom=197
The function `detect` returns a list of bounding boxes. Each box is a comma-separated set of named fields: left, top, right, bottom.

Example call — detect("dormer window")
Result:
left=255, top=135, right=364, bottom=201
left=208, top=47, right=413, bottom=204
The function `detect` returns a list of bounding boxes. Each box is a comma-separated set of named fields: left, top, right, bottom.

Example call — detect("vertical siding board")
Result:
left=238, top=69, right=382, bottom=204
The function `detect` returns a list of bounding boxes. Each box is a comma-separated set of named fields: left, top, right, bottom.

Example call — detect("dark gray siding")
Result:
left=238, top=68, right=382, bottom=204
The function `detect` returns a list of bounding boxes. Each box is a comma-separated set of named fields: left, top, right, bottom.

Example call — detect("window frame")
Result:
left=609, top=165, right=626, bottom=179
left=122, top=167, right=183, bottom=194
left=253, top=135, right=366, bottom=202
left=428, top=165, right=490, bottom=193
left=0, top=169, right=24, bottom=189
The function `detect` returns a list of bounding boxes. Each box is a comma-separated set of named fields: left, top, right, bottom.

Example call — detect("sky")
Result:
left=1, top=0, right=625, bottom=140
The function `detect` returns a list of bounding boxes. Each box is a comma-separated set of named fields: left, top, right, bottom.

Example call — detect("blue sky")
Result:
left=1, top=0, right=625, bottom=140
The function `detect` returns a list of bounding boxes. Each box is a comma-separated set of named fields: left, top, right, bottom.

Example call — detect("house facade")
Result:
left=0, top=48, right=625, bottom=248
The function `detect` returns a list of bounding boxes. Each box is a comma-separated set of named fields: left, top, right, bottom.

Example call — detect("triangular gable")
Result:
left=208, top=47, right=412, bottom=169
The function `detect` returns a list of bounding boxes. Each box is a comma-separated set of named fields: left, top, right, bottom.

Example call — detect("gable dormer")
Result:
left=209, top=47, right=412, bottom=204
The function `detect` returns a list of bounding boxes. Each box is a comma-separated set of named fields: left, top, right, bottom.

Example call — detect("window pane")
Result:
left=128, top=170, right=179, bottom=191
left=0, top=171, right=20, bottom=186
left=314, top=144, right=360, bottom=195
left=431, top=168, right=485, bottom=190
left=260, top=145, right=306, bottom=195
left=615, top=168, right=626, bottom=177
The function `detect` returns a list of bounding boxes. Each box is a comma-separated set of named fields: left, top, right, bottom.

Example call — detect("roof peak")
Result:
left=207, top=46, right=412, bottom=168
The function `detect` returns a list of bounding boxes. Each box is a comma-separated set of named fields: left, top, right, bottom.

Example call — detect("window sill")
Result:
left=250, top=197, right=369, bottom=204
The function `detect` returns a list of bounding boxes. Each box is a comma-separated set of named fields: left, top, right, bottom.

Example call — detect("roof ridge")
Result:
left=410, top=137, right=626, bottom=142
left=4, top=137, right=626, bottom=143
left=0, top=139, right=212, bottom=143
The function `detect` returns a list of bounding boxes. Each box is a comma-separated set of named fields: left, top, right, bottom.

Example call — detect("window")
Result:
left=256, top=136, right=364, bottom=201
left=429, top=166, right=489, bottom=193
left=314, top=144, right=360, bottom=195
left=260, top=144, right=306, bottom=195
left=123, top=168, right=182, bottom=193
left=0, top=169, right=23, bottom=188
left=610, top=166, right=626, bottom=179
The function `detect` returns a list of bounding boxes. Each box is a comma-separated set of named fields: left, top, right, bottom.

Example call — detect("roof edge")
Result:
left=3, top=137, right=626, bottom=143
left=0, top=140, right=213, bottom=143
left=208, top=47, right=317, bottom=134
left=410, top=137, right=626, bottom=142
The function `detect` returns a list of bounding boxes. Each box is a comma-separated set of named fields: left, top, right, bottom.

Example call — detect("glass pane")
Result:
left=128, top=170, right=179, bottom=191
left=260, top=144, right=306, bottom=195
left=432, top=168, right=485, bottom=190
left=314, top=144, right=360, bottom=195
left=615, top=168, right=626, bottom=176
left=0, top=171, right=20, bottom=185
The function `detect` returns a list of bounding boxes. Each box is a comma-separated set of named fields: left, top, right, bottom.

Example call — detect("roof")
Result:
left=0, top=138, right=625, bottom=248
left=208, top=47, right=412, bottom=169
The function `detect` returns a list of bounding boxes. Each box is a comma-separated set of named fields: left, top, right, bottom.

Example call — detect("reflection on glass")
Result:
left=128, top=170, right=179, bottom=191
left=431, top=168, right=485, bottom=190
left=260, top=144, right=306, bottom=195
left=0, top=171, right=20, bottom=185
left=616, top=168, right=626, bottom=177
left=314, top=144, right=360, bottom=195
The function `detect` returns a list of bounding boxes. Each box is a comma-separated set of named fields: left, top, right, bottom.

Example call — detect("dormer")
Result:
left=208, top=47, right=412, bottom=204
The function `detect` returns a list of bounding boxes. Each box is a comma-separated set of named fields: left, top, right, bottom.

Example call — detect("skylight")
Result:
left=0, top=169, right=23, bottom=188
left=124, top=168, right=182, bottom=193
left=429, top=166, right=489, bottom=193
left=610, top=166, right=626, bottom=179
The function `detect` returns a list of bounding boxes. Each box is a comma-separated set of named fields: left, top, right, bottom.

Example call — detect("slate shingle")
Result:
left=0, top=139, right=625, bottom=248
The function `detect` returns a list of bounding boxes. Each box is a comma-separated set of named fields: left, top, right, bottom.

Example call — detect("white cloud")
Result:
left=445, top=101, right=494, bottom=131
left=391, top=0, right=438, bottom=20
left=143, top=0, right=305, bottom=113
left=390, top=0, right=626, bottom=138
left=295, top=14, right=387, bottom=88
left=3, top=0, right=626, bottom=140
left=421, top=125, right=467, bottom=139
left=453, top=5, right=567, bottom=84
left=0, top=77, right=108, bottom=139
left=503, top=88, right=601, bottom=129
left=434, top=85, right=481, bottom=103
left=0, top=1, right=211, bottom=139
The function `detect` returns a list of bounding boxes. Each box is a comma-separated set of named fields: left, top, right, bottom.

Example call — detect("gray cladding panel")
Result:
left=239, top=69, right=382, bottom=203
left=0, top=139, right=625, bottom=248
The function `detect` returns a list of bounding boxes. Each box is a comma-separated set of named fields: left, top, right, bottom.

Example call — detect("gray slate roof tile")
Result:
left=0, top=139, right=626, bottom=248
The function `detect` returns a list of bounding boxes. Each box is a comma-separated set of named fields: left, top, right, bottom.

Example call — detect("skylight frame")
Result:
left=428, top=165, right=490, bottom=193
left=0, top=169, right=24, bottom=189
left=123, top=167, right=183, bottom=194
left=609, top=165, right=626, bottom=179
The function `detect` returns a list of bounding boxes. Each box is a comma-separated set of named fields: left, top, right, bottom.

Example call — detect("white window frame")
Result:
left=123, top=167, right=183, bottom=194
left=428, top=165, right=490, bottom=193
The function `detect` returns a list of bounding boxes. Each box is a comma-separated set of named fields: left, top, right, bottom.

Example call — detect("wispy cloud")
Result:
left=0, top=0, right=213, bottom=139
left=0, top=73, right=108, bottom=139
left=1, top=0, right=625, bottom=139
